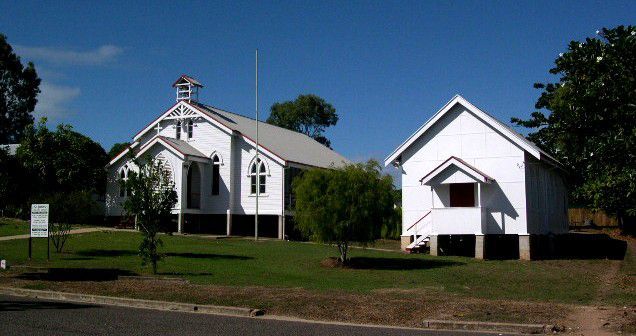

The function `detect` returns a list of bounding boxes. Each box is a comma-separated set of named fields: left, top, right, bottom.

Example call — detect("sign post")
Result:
left=30, top=204, right=50, bottom=261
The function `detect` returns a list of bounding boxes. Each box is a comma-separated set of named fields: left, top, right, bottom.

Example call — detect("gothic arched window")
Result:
left=175, top=120, right=182, bottom=139
left=186, top=119, right=194, bottom=139
left=211, top=155, right=220, bottom=195
left=249, top=158, right=267, bottom=195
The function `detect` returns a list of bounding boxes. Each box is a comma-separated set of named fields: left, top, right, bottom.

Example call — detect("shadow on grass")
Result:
left=16, top=268, right=137, bottom=282
left=74, top=250, right=252, bottom=261
left=347, top=257, right=464, bottom=270
left=165, top=252, right=252, bottom=260
left=75, top=249, right=138, bottom=258
left=61, top=257, right=95, bottom=261
left=532, top=233, right=628, bottom=260
left=0, top=299, right=98, bottom=312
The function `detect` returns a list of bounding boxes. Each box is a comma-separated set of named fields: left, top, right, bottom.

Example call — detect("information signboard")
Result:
left=30, top=204, right=49, bottom=238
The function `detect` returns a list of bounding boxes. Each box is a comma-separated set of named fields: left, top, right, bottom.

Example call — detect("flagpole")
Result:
left=255, top=49, right=259, bottom=241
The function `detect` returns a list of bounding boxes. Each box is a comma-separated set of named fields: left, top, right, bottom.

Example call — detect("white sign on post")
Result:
left=30, top=204, right=49, bottom=238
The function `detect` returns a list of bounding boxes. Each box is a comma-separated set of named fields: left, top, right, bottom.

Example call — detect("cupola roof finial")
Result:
left=173, top=75, right=203, bottom=102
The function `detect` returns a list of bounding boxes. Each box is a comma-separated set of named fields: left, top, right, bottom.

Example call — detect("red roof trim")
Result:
left=419, top=156, right=495, bottom=183
left=137, top=135, right=207, bottom=160
left=185, top=102, right=234, bottom=133
left=237, top=131, right=286, bottom=164
left=132, top=102, right=180, bottom=140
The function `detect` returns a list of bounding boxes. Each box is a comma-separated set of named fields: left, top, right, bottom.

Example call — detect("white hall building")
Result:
left=385, top=95, right=568, bottom=259
left=106, top=75, right=348, bottom=238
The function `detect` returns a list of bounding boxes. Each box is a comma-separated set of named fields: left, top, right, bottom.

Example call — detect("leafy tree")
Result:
left=293, top=160, right=395, bottom=264
left=512, top=25, right=636, bottom=230
left=122, top=157, right=178, bottom=274
left=0, top=34, right=41, bottom=143
left=381, top=206, right=402, bottom=240
left=108, top=142, right=130, bottom=159
left=17, top=119, right=108, bottom=195
left=267, top=94, right=338, bottom=148
left=0, top=147, right=19, bottom=214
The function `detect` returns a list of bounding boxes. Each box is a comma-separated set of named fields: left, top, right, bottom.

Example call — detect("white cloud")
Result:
left=34, top=82, right=81, bottom=120
left=15, top=44, right=123, bottom=65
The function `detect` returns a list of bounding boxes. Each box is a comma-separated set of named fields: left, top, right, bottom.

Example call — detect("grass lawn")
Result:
left=0, top=230, right=631, bottom=305
left=0, top=218, right=31, bottom=237
left=0, top=218, right=93, bottom=237
left=351, top=239, right=401, bottom=251
left=605, top=237, right=636, bottom=306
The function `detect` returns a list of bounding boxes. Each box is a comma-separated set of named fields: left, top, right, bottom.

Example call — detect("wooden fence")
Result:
left=569, top=208, right=618, bottom=227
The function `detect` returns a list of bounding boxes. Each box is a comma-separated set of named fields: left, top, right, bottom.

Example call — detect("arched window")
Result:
left=119, top=166, right=129, bottom=197
left=119, top=169, right=126, bottom=197
left=186, top=119, right=193, bottom=139
left=211, top=155, right=220, bottom=195
left=187, top=164, right=201, bottom=209
left=249, top=158, right=267, bottom=195
left=175, top=120, right=182, bottom=139
left=155, top=154, right=174, bottom=188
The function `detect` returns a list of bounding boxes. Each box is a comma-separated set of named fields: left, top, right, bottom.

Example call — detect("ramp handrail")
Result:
left=406, top=210, right=431, bottom=232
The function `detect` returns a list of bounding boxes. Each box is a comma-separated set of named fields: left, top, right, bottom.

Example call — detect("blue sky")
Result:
left=1, top=1, right=634, bottom=167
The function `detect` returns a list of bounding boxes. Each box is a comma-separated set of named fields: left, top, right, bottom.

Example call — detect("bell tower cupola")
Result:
left=172, top=75, right=203, bottom=103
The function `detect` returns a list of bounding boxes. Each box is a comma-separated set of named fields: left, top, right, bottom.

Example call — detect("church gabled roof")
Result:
left=127, top=100, right=349, bottom=169
left=384, top=95, right=562, bottom=168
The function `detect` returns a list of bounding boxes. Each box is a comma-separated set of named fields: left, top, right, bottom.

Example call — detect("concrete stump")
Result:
left=429, top=235, right=438, bottom=256
left=475, top=235, right=485, bottom=259
left=519, top=235, right=531, bottom=260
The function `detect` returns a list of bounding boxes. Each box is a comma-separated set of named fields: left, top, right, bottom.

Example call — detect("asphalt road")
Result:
left=0, top=294, right=513, bottom=336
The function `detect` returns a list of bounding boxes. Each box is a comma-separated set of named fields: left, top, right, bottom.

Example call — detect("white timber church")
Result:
left=385, top=95, right=568, bottom=259
left=106, top=75, right=348, bottom=238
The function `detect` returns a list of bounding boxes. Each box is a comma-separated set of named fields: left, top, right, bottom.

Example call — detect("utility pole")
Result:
left=255, top=49, right=259, bottom=241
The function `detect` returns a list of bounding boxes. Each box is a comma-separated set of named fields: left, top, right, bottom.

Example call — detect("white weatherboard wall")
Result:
left=400, top=104, right=528, bottom=235
left=232, top=137, right=283, bottom=216
left=191, top=119, right=233, bottom=214
left=106, top=106, right=284, bottom=217
left=525, top=154, right=568, bottom=234
left=105, top=146, right=183, bottom=216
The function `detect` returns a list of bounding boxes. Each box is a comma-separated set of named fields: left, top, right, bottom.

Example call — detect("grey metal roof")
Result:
left=157, top=136, right=207, bottom=159
left=192, top=103, right=349, bottom=168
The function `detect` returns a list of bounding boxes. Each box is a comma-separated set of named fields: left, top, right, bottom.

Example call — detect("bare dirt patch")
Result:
left=565, top=233, right=636, bottom=335
left=320, top=257, right=342, bottom=268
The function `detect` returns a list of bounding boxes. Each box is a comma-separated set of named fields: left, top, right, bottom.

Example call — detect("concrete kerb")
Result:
left=0, top=287, right=556, bottom=334
left=0, top=287, right=264, bottom=318
left=423, top=319, right=553, bottom=334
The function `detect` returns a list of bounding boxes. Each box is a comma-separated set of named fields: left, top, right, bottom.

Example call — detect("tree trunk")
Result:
left=151, top=238, right=158, bottom=274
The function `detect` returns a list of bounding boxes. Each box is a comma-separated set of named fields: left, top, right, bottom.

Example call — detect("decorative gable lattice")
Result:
left=164, top=104, right=198, bottom=120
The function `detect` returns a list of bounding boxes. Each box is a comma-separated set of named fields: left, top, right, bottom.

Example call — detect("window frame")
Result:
left=248, top=158, right=268, bottom=196
left=211, top=155, right=220, bottom=195
left=119, top=166, right=129, bottom=198
left=186, top=119, right=193, bottom=139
